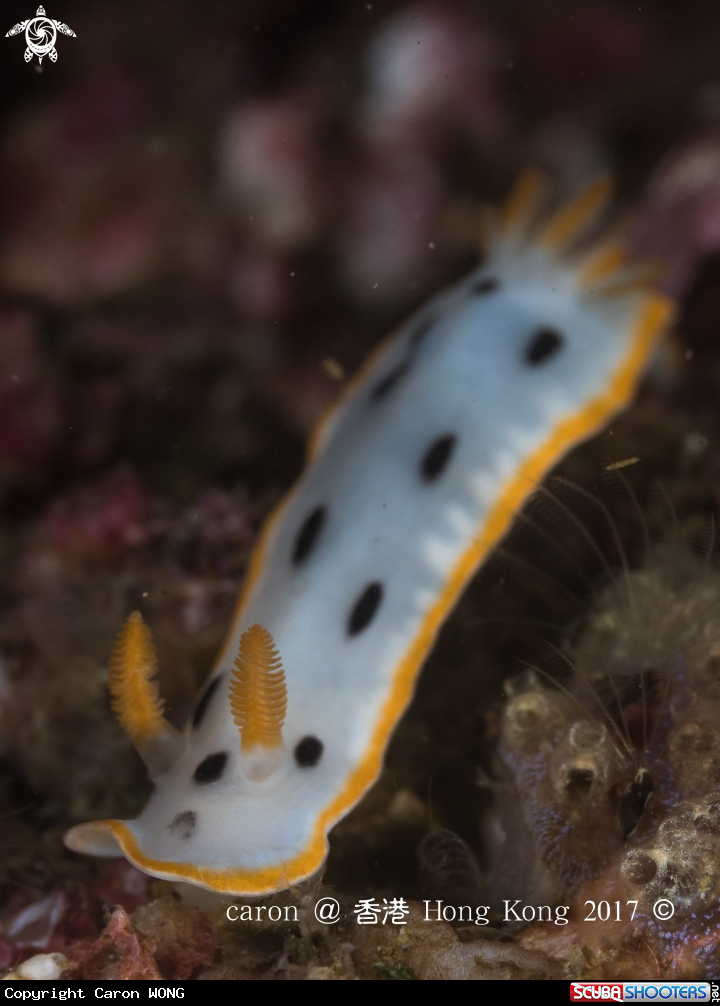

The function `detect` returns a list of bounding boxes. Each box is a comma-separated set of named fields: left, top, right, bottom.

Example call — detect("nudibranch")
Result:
left=65, top=173, right=675, bottom=896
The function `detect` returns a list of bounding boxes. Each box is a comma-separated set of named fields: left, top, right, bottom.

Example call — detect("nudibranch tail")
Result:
left=108, top=611, right=184, bottom=777
left=229, top=623, right=287, bottom=752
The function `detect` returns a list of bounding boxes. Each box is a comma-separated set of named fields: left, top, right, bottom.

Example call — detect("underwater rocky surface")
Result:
left=3, top=0, right=720, bottom=980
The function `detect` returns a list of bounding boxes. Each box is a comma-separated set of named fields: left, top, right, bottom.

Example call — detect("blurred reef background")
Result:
left=3, top=0, right=720, bottom=980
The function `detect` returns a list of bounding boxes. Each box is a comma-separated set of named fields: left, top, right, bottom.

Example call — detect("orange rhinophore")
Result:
left=229, top=624, right=288, bottom=752
left=108, top=611, right=166, bottom=745
left=108, top=611, right=184, bottom=777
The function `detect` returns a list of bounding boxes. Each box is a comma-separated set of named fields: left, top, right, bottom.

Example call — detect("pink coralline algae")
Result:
left=0, top=72, right=206, bottom=306
left=170, top=488, right=256, bottom=580
left=63, top=901, right=220, bottom=981
left=42, top=468, right=152, bottom=564
left=64, top=908, right=162, bottom=981
left=361, top=4, right=509, bottom=141
left=0, top=862, right=151, bottom=972
left=338, top=148, right=445, bottom=304
left=219, top=97, right=323, bottom=253
left=629, top=139, right=720, bottom=298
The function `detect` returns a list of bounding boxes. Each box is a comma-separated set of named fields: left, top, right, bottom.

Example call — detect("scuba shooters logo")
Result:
left=571, top=984, right=711, bottom=1001
left=572, top=986, right=623, bottom=1002
left=5, top=6, right=75, bottom=64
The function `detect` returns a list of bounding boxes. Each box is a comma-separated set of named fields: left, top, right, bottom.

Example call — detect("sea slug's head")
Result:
left=65, top=615, right=326, bottom=897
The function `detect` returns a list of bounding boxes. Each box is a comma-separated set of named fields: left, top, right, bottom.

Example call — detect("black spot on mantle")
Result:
left=293, top=505, right=326, bottom=565
left=193, top=752, right=227, bottom=784
left=421, top=434, right=457, bottom=481
left=295, top=735, right=323, bottom=767
left=348, top=582, right=383, bottom=636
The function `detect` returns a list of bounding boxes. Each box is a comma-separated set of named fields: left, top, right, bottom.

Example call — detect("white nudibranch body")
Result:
left=64, top=173, right=675, bottom=896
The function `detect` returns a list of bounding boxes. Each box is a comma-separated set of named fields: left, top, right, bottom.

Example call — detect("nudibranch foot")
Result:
left=64, top=820, right=126, bottom=858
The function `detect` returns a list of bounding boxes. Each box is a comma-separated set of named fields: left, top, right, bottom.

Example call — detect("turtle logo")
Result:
left=5, top=6, right=76, bottom=64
